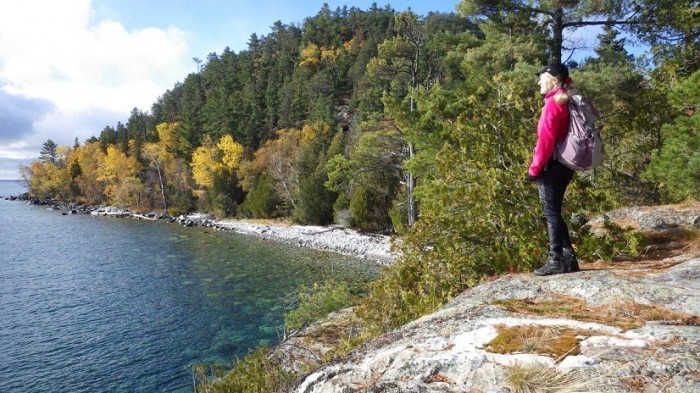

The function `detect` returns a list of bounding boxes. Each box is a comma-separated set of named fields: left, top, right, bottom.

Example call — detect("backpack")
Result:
left=555, top=94, right=604, bottom=171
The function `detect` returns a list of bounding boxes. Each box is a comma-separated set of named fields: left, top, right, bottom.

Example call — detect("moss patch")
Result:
left=492, top=294, right=695, bottom=331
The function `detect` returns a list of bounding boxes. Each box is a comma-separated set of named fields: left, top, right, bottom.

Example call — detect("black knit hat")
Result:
left=536, top=63, right=569, bottom=81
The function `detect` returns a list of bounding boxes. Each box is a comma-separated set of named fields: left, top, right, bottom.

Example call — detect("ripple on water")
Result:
left=0, top=189, right=378, bottom=392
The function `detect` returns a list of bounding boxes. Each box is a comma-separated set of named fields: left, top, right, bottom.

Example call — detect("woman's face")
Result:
left=538, top=73, right=557, bottom=95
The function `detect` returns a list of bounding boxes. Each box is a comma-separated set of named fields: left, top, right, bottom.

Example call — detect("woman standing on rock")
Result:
left=527, top=63, right=579, bottom=276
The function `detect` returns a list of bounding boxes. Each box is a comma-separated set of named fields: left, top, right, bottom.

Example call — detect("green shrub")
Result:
left=577, top=218, right=648, bottom=261
left=285, top=280, right=353, bottom=334
left=241, top=172, right=279, bottom=218
left=332, top=193, right=353, bottom=227
left=293, top=156, right=336, bottom=225
left=388, top=191, right=408, bottom=235
left=350, top=185, right=393, bottom=232
left=193, top=347, right=295, bottom=393
left=643, top=70, right=700, bottom=203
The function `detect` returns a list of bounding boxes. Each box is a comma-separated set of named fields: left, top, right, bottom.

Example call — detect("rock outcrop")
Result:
left=290, top=205, right=700, bottom=393
left=586, top=201, right=700, bottom=232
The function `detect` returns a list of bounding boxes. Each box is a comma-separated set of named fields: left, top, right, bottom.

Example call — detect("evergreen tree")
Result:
left=39, top=139, right=58, bottom=165
left=69, top=159, right=82, bottom=198
left=242, top=172, right=280, bottom=218
left=293, top=123, right=337, bottom=225
left=126, top=107, right=152, bottom=159
left=587, top=26, right=635, bottom=69
left=175, top=74, right=207, bottom=159
left=98, top=125, right=118, bottom=153
left=575, top=26, right=666, bottom=205
left=644, top=70, right=700, bottom=202
left=456, top=0, right=687, bottom=64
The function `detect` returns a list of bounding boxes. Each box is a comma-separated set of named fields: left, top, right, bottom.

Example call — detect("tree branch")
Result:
left=563, top=20, right=641, bottom=28
left=502, top=4, right=553, bottom=18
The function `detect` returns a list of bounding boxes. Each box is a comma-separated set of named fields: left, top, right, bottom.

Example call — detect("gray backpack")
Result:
left=556, top=95, right=604, bottom=171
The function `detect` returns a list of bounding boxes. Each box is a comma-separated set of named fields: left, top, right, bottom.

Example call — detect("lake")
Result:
left=0, top=180, right=378, bottom=392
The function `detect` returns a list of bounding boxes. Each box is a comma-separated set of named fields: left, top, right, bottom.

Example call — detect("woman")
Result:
left=527, top=63, right=579, bottom=276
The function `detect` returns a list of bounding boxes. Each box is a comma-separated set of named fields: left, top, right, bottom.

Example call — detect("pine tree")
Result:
left=644, top=70, right=700, bottom=202
left=39, top=139, right=58, bottom=165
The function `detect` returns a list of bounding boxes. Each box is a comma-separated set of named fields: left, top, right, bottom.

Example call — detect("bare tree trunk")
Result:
left=551, top=8, right=564, bottom=64
left=407, top=142, right=416, bottom=226
left=407, top=92, right=418, bottom=227
left=156, top=165, right=167, bottom=211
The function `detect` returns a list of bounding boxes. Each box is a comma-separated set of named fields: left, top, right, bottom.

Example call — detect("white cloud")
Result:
left=0, top=1, right=189, bottom=113
left=0, top=0, right=192, bottom=178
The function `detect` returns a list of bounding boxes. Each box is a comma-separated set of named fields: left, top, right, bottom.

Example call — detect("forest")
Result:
left=22, top=0, right=698, bottom=331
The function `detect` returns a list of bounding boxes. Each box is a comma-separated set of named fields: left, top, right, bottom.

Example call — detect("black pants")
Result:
left=536, top=159, right=575, bottom=254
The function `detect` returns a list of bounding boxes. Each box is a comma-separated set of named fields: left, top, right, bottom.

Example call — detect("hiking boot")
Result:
left=534, top=252, right=566, bottom=276
left=563, top=247, right=579, bottom=273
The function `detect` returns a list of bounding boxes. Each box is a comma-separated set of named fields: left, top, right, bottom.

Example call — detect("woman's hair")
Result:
left=537, top=63, right=572, bottom=87
left=542, top=72, right=569, bottom=87
left=539, top=73, right=570, bottom=104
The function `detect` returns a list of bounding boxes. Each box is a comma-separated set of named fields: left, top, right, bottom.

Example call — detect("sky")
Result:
left=0, top=0, right=465, bottom=180
left=0, top=0, right=636, bottom=180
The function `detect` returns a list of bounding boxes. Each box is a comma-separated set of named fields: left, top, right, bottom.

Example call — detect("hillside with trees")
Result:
left=20, top=2, right=698, bottom=385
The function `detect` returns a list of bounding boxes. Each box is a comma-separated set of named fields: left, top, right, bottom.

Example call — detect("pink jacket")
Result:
left=528, top=88, right=569, bottom=177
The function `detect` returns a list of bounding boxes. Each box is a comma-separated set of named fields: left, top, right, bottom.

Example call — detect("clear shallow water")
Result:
left=0, top=180, right=378, bottom=392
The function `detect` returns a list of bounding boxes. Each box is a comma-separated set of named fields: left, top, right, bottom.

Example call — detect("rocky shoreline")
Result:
left=5, top=193, right=396, bottom=264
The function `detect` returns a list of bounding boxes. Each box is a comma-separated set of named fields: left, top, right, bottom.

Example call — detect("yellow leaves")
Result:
left=320, top=47, right=339, bottom=61
left=218, top=135, right=244, bottom=171
left=70, top=141, right=105, bottom=204
left=191, top=137, right=220, bottom=189
left=100, top=146, right=140, bottom=184
left=300, top=123, right=330, bottom=145
left=110, top=176, right=146, bottom=208
left=156, top=122, right=179, bottom=152
left=239, top=127, right=301, bottom=203
left=25, top=160, right=71, bottom=199
left=343, top=37, right=362, bottom=52
left=97, top=145, right=142, bottom=205
left=301, top=43, right=320, bottom=59
left=55, top=145, right=72, bottom=166
left=190, top=134, right=245, bottom=190
left=300, top=43, right=340, bottom=68
left=142, top=143, right=166, bottom=165
left=300, top=43, right=321, bottom=67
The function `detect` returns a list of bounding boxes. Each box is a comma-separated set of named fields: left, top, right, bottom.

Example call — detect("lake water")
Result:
left=0, top=180, right=378, bottom=392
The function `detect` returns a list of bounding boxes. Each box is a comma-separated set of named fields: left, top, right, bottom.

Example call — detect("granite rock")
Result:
left=291, top=204, right=700, bottom=393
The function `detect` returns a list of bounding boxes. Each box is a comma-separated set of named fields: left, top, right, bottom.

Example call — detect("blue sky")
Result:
left=0, top=0, right=639, bottom=180
left=0, top=0, right=459, bottom=180
left=93, top=0, right=461, bottom=58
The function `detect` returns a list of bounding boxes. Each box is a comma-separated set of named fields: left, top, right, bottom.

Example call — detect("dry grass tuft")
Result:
left=504, top=361, right=596, bottom=393
left=492, top=294, right=694, bottom=331
left=485, top=325, right=581, bottom=359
